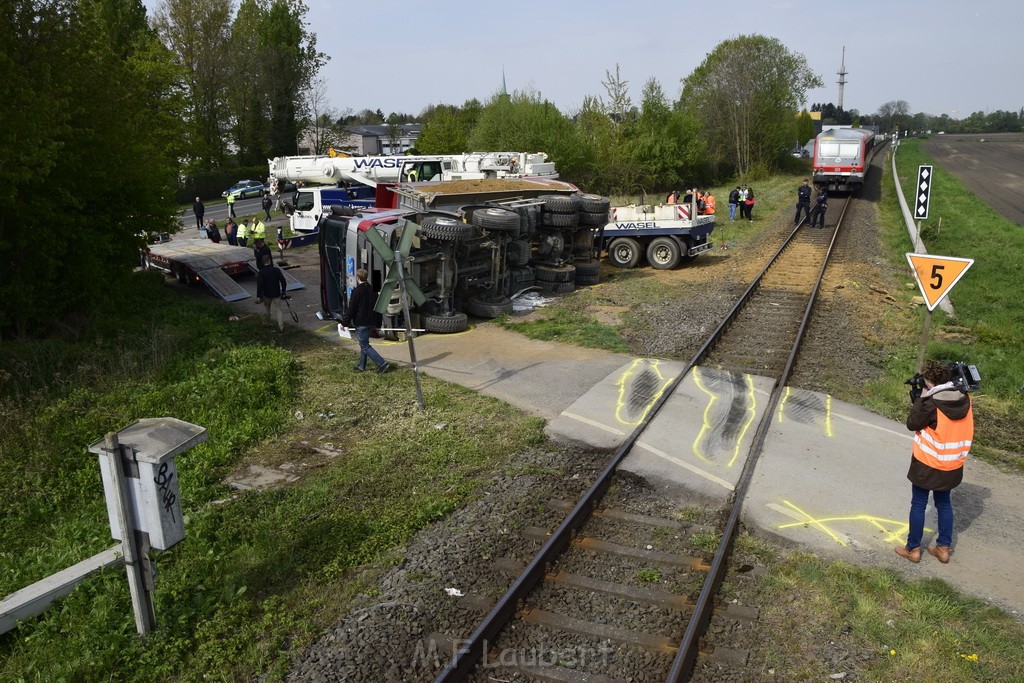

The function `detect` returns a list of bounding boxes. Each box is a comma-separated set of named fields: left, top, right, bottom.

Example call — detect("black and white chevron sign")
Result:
left=915, top=165, right=933, bottom=220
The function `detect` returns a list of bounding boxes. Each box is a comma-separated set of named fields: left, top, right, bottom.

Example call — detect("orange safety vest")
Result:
left=702, top=194, right=716, bottom=214
left=911, top=399, right=973, bottom=471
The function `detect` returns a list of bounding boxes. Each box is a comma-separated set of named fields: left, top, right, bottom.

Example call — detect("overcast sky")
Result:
left=147, top=0, right=1022, bottom=120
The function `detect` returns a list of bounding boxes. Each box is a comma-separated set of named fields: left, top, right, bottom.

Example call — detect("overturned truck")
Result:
left=317, top=178, right=609, bottom=337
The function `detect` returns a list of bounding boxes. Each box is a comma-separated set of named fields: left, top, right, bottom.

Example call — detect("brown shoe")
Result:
left=895, top=546, right=922, bottom=563
left=927, top=545, right=951, bottom=564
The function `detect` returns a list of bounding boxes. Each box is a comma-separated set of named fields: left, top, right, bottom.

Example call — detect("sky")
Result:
left=146, top=0, right=1023, bottom=120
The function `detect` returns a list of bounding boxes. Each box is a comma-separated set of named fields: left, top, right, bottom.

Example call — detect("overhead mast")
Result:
left=837, top=47, right=848, bottom=111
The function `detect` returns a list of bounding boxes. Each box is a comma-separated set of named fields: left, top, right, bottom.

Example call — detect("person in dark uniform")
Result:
left=809, top=188, right=829, bottom=228
left=192, top=196, right=205, bottom=233
left=794, top=179, right=812, bottom=226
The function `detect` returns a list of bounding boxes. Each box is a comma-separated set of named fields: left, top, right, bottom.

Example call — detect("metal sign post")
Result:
left=88, top=418, right=207, bottom=636
left=905, top=253, right=974, bottom=371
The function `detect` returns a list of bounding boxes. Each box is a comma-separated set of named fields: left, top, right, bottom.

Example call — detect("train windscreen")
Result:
left=819, top=142, right=861, bottom=159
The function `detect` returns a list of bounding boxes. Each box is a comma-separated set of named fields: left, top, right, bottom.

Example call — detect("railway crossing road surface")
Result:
left=205, top=249, right=1024, bottom=622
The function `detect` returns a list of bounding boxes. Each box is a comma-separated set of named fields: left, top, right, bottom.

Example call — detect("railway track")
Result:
left=431, top=196, right=857, bottom=683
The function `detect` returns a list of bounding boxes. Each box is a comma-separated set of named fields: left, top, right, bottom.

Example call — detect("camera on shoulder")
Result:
left=948, top=361, right=982, bottom=393
left=905, top=361, right=981, bottom=401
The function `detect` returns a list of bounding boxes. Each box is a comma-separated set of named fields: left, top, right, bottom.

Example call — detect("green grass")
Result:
left=854, top=140, right=1024, bottom=464
left=497, top=307, right=629, bottom=352
left=758, top=553, right=1024, bottom=680
left=0, top=274, right=544, bottom=681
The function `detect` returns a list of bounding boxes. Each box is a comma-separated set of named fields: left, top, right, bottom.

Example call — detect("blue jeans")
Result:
left=729, top=203, right=737, bottom=220
left=354, top=326, right=386, bottom=370
left=906, top=484, right=953, bottom=549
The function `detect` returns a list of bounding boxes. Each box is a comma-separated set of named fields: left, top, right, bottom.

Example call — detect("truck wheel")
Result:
left=423, top=312, right=469, bottom=333
left=538, top=194, right=580, bottom=213
left=608, top=238, right=642, bottom=268
left=533, top=263, right=576, bottom=283
left=421, top=216, right=475, bottom=242
left=466, top=294, right=514, bottom=319
left=575, top=193, right=610, bottom=213
left=173, top=264, right=188, bottom=284
left=541, top=211, right=579, bottom=228
left=506, top=239, right=532, bottom=266
left=506, top=266, right=536, bottom=296
left=472, top=207, right=520, bottom=233
left=538, top=279, right=575, bottom=294
left=647, top=236, right=681, bottom=270
left=573, top=259, right=601, bottom=286
left=578, top=210, right=608, bottom=225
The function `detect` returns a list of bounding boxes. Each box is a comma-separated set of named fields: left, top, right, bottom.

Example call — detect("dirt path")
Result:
left=923, top=132, right=1024, bottom=226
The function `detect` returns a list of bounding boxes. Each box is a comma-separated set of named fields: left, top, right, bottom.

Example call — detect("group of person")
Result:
left=665, top=188, right=717, bottom=216
left=794, top=179, right=829, bottom=228
left=727, top=185, right=757, bottom=222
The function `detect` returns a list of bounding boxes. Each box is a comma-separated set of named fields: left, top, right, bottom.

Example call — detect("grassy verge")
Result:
left=502, top=170, right=809, bottom=349
left=753, top=553, right=1024, bottom=680
left=854, top=140, right=1024, bottom=469
left=0, top=274, right=543, bottom=681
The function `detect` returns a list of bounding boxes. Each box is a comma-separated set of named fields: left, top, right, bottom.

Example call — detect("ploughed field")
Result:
left=922, top=132, right=1024, bottom=226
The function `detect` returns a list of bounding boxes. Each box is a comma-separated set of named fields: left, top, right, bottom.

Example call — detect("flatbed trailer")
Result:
left=142, top=240, right=304, bottom=302
left=599, top=203, right=715, bottom=269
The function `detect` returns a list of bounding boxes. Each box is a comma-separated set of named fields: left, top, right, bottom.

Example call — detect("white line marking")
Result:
left=832, top=412, right=914, bottom=439
left=635, top=441, right=735, bottom=491
left=561, top=412, right=626, bottom=436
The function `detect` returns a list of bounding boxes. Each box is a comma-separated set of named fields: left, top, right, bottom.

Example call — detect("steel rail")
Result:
left=666, top=196, right=853, bottom=681
left=432, top=198, right=851, bottom=683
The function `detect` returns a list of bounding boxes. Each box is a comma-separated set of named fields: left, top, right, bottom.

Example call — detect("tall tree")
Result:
left=153, top=0, right=233, bottom=170
left=230, top=0, right=268, bottom=165
left=681, top=35, right=822, bottom=176
left=875, top=100, right=911, bottom=134
left=0, top=0, right=182, bottom=337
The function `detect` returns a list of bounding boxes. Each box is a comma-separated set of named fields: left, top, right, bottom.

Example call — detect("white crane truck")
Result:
left=268, top=151, right=558, bottom=234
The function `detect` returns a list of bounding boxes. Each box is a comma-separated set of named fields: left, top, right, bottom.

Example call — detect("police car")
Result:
left=222, top=179, right=265, bottom=200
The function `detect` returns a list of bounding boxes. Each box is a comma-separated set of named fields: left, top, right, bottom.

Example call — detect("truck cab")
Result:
left=288, top=185, right=377, bottom=233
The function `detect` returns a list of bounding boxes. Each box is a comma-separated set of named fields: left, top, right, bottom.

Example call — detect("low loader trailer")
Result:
left=142, top=240, right=304, bottom=302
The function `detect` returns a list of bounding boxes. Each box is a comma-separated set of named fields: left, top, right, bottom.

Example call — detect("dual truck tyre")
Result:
left=472, top=207, right=520, bottom=234
left=466, top=294, right=514, bottom=319
left=607, top=236, right=690, bottom=270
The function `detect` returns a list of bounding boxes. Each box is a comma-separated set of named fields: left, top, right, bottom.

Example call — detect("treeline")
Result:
left=411, top=36, right=823, bottom=197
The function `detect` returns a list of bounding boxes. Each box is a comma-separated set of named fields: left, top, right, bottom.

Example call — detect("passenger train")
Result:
left=811, top=127, right=881, bottom=192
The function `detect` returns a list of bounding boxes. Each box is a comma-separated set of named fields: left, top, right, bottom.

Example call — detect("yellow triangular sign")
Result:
left=906, top=253, right=974, bottom=311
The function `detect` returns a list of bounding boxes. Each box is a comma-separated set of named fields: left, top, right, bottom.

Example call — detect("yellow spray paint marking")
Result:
left=777, top=388, right=834, bottom=438
left=776, top=499, right=925, bottom=547
left=613, top=359, right=674, bottom=426
left=691, top=369, right=757, bottom=467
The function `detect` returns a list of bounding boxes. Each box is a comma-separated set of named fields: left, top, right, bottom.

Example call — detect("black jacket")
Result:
left=728, top=188, right=740, bottom=204
left=342, top=281, right=376, bottom=328
left=797, top=185, right=812, bottom=204
left=253, top=243, right=272, bottom=267
left=256, top=265, right=286, bottom=300
left=906, top=383, right=972, bottom=490
left=193, top=200, right=205, bottom=218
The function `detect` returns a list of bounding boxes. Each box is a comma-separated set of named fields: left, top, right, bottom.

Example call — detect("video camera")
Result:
left=905, top=361, right=981, bottom=401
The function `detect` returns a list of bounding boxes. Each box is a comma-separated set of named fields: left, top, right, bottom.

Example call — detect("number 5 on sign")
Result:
left=906, top=253, right=974, bottom=311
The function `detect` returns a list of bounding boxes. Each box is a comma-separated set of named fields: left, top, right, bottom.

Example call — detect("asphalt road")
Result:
left=180, top=195, right=267, bottom=231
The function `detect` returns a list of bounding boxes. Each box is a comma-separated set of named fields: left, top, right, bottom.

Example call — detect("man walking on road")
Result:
left=262, top=191, right=272, bottom=221
left=341, top=268, right=390, bottom=374
left=226, top=192, right=237, bottom=218
left=192, top=196, right=205, bottom=234
left=895, top=360, right=974, bottom=564
left=794, top=179, right=812, bottom=226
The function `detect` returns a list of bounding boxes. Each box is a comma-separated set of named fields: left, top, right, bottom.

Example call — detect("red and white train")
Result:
left=812, top=127, right=881, bottom=192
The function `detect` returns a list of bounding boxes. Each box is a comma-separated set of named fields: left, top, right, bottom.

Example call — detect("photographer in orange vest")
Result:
left=895, top=360, right=974, bottom=564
